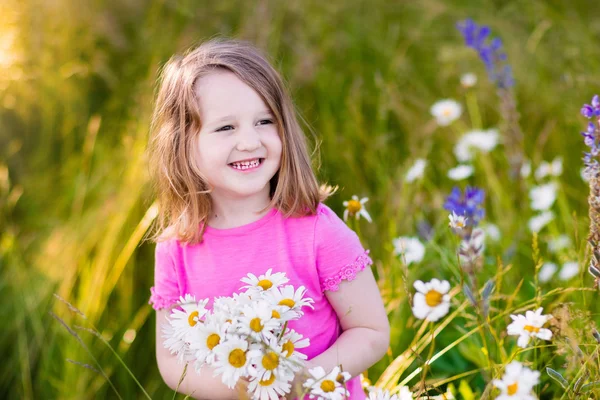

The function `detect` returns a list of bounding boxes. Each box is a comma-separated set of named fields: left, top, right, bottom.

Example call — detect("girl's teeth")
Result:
left=232, top=159, right=260, bottom=169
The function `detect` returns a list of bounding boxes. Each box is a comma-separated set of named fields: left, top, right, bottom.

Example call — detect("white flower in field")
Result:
left=507, top=307, right=553, bottom=348
left=448, top=165, right=474, bottom=180
left=460, top=72, right=477, bottom=88
left=392, top=236, right=425, bottom=265
left=412, top=279, right=451, bottom=322
left=448, top=211, right=468, bottom=233
left=482, top=223, right=501, bottom=241
left=430, top=99, right=462, bottom=126
left=304, top=366, right=351, bottom=400
left=527, top=211, right=554, bottom=233
left=247, top=370, right=292, bottom=400
left=520, top=161, right=532, bottom=178
left=548, top=234, right=571, bottom=253
left=559, top=261, right=579, bottom=280
left=529, top=182, right=557, bottom=211
left=241, top=269, right=290, bottom=295
left=169, top=295, right=209, bottom=340
left=367, top=387, right=411, bottom=400
left=534, top=157, right=563, bottom=181
left=237, top=300, right=282, bottom=342
left=454, top=129, right=500, bottom=162
left=212, top=336, right=251, bottom=389
left=343, top=195, right=372, bottom=223
left=264, top=285, right=314, bottom=321
left=492, top=361, right=540, bottom=400
left=538, top=262, right=557, bottom=283
left=189, top=312, right=228, bottom=367
left=405, top=159, right=427, bottom=183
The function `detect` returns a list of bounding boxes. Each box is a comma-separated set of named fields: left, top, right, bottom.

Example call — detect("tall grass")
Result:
left=2, top=0, right=600, bottom=398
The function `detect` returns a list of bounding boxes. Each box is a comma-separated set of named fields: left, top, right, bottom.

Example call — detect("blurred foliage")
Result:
left=2, top=0, right=600, bottom=398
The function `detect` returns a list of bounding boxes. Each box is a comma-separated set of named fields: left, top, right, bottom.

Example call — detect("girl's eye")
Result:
left=258, top=119, right=273, bottom=125
left=216, top=125, right=234, bottom=132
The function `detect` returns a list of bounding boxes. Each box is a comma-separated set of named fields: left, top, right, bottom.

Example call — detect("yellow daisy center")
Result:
left=346, top=199, right=362, bottom=214
left=272, top=310, right=280, bottom=319
left=523, top=325, right=540, bottom=333
left=262, top=352, right=279, bottom=370
left=507, top=382, right=518, bottom=395
left=228, top=348, right=246, bottom=368
left=206, top=333, right=220, bottom=350
left=442, top=109, right=452, bottom=116
left=425, top=290, right=443, bottom=307
left=188, top=311, right=199, bottom=326
left=259, top=374, right=276, bottom=386
left=250, top=317, right=263, bottom=332
left=278, top=298, right=296, bottom=308
left=320, top=379, right=336, bottom=392
left=282, top=340, right=294, bottom=357
left=257, top=279, right=273, bottom=290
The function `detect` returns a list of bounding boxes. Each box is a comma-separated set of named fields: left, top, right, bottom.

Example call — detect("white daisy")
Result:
left=169, top=295, right=209, bottom=340
left=506, top=307, right=553, bottom=348
left=454, top=129, right=500, bottom=162
left=189, top=312, right=228, bottom=367
left=460, top=73, right=477, bottom=88
left=411, top=279, right=451, bottom=322
left=547, top=234, right=571, bottom=253
left=279, top=329, right=310, bottom=370
left=241, top=269, right=290, bottom=295
left=237, top=301, right=282, bottom=342
left=534, top=157, right=563, bottom=181
left=263, top=285, right=315, bottom=321
left=343, top=195, right=373, bottom=223
left=538, top=262, right=557, bottom=283
left=405, top=159, right=427, bottom=183
left=529, top=182, right=557, bottom=211
left=247, top=370, right=292, bottom=400
left=492, top=361, right=540, bottom=399
left=448, top=212, right=468, bottom=235
left=528, top=211, right=554, bottom=233
left=212, top=336, right=251, bottom=389
left=161, top=320, right=195, bottom=364
left=392, top=236, right=425, bottom=265
left=304, top=366, right=351, bottom=400
left=430, top=99, right=462, bottom=126
left=247, top=337, right=294, bottom=382
left=367, top=386, right=412, bottom=400
left=448, top=165, right=474, bottom=181
left=559, top=261, right=579, bottom=281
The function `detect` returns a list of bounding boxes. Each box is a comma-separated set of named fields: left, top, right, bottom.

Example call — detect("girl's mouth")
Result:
left=228, top=158, right=264, bottom=172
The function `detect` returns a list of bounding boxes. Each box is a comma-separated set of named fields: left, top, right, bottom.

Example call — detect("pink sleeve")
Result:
left=314, top=204, right=373, bottom=292
left=148, top=240, right=180, bottom=310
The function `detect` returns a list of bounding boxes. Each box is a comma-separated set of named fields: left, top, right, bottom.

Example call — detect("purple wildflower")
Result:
left=581, top=95, right=600, bottom=179
left=456, top=19, right=514, bottom=89
left=443, top=186, right=486, bottom=227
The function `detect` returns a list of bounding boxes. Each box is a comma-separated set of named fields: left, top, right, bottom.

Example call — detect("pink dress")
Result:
left=150, top=203, right=372, bottom=399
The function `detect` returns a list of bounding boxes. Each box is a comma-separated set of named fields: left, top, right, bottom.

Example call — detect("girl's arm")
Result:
left=308, top=266, right=390, bottom=377
left=155, top=309, right=247, bottom=400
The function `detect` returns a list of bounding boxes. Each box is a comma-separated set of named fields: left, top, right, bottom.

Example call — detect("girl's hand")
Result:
left=284, top=362, right=314, bottom=400
left=235, top=377, right=250, bottom=399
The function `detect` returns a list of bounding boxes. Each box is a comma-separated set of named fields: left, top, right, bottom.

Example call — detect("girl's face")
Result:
left=194, top=70, right=282, bottom=203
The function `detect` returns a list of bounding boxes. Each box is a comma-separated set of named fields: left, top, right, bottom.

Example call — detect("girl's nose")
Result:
left=235, top=128, right=261, bottom=152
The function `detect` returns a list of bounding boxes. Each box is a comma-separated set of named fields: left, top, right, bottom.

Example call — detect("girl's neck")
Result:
left=208, top=194, right=273, bottom=230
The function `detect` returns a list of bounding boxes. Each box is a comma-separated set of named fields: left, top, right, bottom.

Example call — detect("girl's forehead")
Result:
left=194, top=70, right=271, bottom=121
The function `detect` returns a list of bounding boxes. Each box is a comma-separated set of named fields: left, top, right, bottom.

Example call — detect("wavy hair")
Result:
left=146, top=38, right=335, bottom=244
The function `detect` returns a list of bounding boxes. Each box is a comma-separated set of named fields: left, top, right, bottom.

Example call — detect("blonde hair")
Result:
left=147, top=38, right=335, bottom=245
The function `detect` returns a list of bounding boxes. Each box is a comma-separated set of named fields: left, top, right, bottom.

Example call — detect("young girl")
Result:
left=147, top=38, right=390, bottom=399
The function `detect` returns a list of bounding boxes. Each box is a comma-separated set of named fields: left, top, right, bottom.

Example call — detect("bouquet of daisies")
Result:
left=161, top=269, right=320, bottom=399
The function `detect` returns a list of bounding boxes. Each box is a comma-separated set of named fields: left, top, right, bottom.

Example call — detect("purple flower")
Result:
left=443, top=186, right=486, bottom=226
left=457, top=19, right=514, bottom=89
left=581, top=95, right=600, bottom=178
left=581, top=95, right=600, bottom=119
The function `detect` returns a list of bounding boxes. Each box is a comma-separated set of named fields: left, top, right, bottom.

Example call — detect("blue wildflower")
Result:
left=457, top=18, right=514, bottom=89
left=581, top=95, right=600, bottom=179
left=443, top=186, right=486, bottom=226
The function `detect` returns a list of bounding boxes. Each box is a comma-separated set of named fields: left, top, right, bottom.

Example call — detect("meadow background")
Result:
left=2, top=0, right=600, bottom=398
